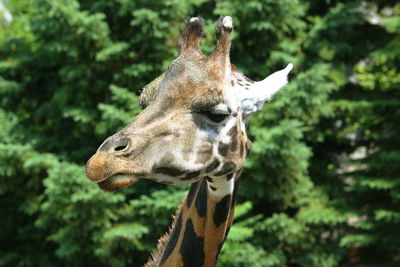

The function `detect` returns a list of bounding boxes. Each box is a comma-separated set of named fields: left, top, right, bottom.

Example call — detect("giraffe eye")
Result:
left=193, top=103, right=231, bottom=123
left=202, top=110, right=229, bottom=123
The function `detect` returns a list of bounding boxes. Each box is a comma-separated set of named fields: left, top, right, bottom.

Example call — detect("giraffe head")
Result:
left=86, top=16, right=292, bottom=194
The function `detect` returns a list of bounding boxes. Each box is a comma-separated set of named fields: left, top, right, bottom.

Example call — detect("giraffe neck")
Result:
left=145, top=171, right=242, bottom=267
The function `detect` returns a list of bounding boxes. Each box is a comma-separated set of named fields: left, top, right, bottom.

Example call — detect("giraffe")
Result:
left=86, top=16, right=293, bottom=267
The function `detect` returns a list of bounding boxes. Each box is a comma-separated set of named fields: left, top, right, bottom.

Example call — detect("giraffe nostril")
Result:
left=111, top=137, right=130, bottom=152
left=114, top=145, right=127, bottom=151
left=98, top=136, right=131, bottom=153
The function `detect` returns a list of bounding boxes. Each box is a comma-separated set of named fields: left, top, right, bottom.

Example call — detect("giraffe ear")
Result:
left=240, top=63, right=293, bottom=117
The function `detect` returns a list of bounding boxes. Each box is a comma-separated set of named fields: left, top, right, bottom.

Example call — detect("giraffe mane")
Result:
left=144, top=204, right=183, bottom=267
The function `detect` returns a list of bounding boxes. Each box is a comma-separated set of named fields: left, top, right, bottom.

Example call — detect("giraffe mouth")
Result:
left=97, top=173, right=139, bottom=192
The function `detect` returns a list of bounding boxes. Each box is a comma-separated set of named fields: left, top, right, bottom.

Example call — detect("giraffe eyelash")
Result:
left=201, top=110, right=230, bottom=123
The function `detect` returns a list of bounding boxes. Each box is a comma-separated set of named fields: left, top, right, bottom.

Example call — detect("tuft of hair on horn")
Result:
left=179, top=16, right=205, bottom=58
left=183, top=16, right=205, bottom=38
left=215, top=15, right=233, bottom=38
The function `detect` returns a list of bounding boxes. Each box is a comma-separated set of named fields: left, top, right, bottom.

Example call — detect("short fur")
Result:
left=86, top=15, right=292, bottom=267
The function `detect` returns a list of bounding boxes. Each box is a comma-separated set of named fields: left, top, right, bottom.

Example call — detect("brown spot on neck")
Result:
left=146, top=173, right=243, bottom=267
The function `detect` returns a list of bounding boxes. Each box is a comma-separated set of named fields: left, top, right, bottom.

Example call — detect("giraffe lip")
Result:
left=98, top=173, right=139, bottom=192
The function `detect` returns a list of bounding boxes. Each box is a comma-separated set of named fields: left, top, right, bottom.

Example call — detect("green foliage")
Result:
left=1, top=0, right=399, bottom=266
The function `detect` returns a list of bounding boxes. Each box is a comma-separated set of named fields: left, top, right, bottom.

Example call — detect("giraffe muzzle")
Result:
left=86, top=151, right=141, bottom=191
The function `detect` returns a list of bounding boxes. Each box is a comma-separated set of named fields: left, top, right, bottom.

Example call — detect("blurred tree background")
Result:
left=0, top=0, right=399, bottom=266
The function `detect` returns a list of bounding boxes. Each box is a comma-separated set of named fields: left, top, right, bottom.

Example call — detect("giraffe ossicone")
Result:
left=86, top=16, right=293, bottom=266
left=222, top=16, right=233, bottom=29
